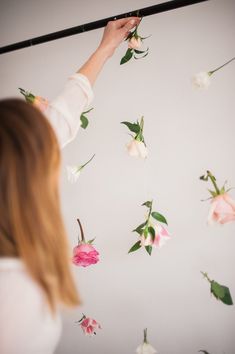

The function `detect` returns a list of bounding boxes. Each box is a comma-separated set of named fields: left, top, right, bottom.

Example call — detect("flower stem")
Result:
left=210, top=57, right=235, bottom=74
left=201, top=271, right=211, bottom=283
left=146, top=200, right=153, bottom=226
left=207, top=170, right=220, bottom=195
left=81, top=154, right=95, bottom=169
left=143, top=328, right=148, bottom=344
left=77, top=218, right=85, bottom=243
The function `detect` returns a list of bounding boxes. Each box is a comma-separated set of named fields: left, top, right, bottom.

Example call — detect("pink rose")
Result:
left=80, top=316, right=101, bottom=336
left=33, top=96, right=49, bottom=112
left=128, top=36, right=142, bottom=49
left=72, top=243, right=99, bottom=267
left=140, top=224, right=170, bottom=248
left=207, top=193, right=235, bottom=225
left=126, top=139, right=148, bottom=159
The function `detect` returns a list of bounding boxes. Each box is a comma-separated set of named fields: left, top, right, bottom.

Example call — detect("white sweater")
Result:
left=0, top=73, right=93, bottom=354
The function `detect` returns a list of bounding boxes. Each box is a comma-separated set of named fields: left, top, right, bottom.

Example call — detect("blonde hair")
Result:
left=0, top=99, right=79, bottom=312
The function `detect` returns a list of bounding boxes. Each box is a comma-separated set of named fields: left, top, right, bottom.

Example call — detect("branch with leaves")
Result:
left=128, top=200, right=170, bottom=256
left=201, top=271, right=233, bottom=306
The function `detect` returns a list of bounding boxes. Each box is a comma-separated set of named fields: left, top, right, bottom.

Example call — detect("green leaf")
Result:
left=148, top=226, right=155, bottom=241
left=87, top=238, right=95, bottom=244
left=133, top=221, right=147, bottom=234
left=80, top=114, right=89, bottom=129
left=151, top=212, right=168, bottom=225
left=211, top=281, right=233, bottom=305
left=120, top=48, right=133, bottom=65
left=134, top=51, right=149, bottom=60
left=134, top=49, right=146, bottom=54
left=128, top=241, right=141, bottom=254
left=142, top=201, right=152, bottom=208
left=143, top=226, right=149, bottom=237
left=208, top=189, right=217, bottom=198
left=82, top=107, right=93, bottom=114
left=145, top=245, right=152, bottom=256
left=121, top=121, right=140, bottom=134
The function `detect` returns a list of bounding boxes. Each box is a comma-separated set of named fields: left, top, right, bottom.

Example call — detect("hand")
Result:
left=98, top=17, right=141, bottom=58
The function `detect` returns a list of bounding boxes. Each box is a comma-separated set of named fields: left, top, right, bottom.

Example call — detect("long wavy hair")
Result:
left=0, top=98, right=79, bottom=312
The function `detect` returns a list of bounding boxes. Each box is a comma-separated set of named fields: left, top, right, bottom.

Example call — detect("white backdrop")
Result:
left=1, top=0, right=235, bottom=353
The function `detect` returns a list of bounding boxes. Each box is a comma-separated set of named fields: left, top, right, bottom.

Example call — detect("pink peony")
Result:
left=207, top=193, right=235, bottom=225
left=140, top=224, right=170, bottom=248
left=80, top=317, right=101, bottom=336
left=72, top=243, right=99, bottom=267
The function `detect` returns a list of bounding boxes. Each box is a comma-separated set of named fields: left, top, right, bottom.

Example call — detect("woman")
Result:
left=0, top=17, right=140, bottom=354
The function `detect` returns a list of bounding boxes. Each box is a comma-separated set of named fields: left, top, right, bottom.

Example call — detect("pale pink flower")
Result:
left=33, top=96, right=49, bottom=112
left=72, top=243, right=99, bottom=267
left=140, top=224, right=170, bottom=248
left=128, top=36, right=142, bottom=49
left=207, top=193, right=235, bottom=225
left=80, top=316, right=101, bottom=336
left=126, top=139, right=148, bottom=159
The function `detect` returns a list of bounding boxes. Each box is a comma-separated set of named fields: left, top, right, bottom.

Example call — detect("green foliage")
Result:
left=151, top=211, right=168, bottom=225
left=120, top=48, right=133, bottom=65
left=128, top=241, right=142, bottom=254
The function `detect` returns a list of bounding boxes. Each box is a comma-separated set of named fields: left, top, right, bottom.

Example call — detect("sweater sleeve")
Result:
left=44, top=73, right=94, bottom=148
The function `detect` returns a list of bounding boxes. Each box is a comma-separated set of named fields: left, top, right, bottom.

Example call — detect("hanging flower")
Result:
left=201, top=272, right=233, bottom=306
left=67, top=154, right=95, bottom=184
left=76, top=314, right=101, bottom=336
left=192, top=56, right=235, bottom=89
left=200, top=170, right=235, bottom=225
left=19, top=87, right=93, bottom=128
left=136, top=328, right=157, bottom=354
left=19, top=87, right=49, bottom=112
left=126, top=139, right=148, bottom=159
left=120, top=19, right=149, bottom=65
left=121, top=116, right=148, bottom=159
left=129, top=200, right=170, bottom=256
left=72, top=218, right=99, bottom=267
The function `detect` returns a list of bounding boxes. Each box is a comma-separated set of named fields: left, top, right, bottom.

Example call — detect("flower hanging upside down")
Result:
left=19, top=88, right=49, bottom=112
left=192, top=56, right=235, bottom=89
left=77, top=314, right=101, bottom=336
left=67, top=154, right=95, bottom=184
left=72, top=218, right=99, bottom=267
left=200, top=170, right=235, bottom=225
left=121, top=116, right=148, bottom=159
left=128, top=200, right=170, bottom=256
left=120, top=19, right=149, bottom=65
left=18, top=87, right=93, bottom=128
left=136, top=328, right=157, bottom=354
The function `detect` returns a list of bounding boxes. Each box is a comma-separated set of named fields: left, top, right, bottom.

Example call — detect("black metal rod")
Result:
left=0, top=0, right=209, bottom=55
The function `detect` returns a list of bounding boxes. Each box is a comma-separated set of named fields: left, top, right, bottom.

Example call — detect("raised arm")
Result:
left=46, top=17, right=140, bottom=148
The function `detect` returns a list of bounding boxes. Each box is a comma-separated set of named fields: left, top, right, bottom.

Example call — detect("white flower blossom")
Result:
left=192, top=71, right=212, bottom=89
left=136, top=343, right=158, bottom=354
left=126, top=139, right=148, bottom=159
left=66, top=166, right=81, bottom=184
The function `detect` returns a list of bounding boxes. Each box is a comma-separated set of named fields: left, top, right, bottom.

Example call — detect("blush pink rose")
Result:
left=72, top=243, right=99, bottom=267
left=140, top=224, right=170, bottom=248
left=80, top=317, right=101, bottom=336
left=33, top=96, right=49, bottom=112
left=128, top=36, right=142, bottom=49
left=207, top=193, right=235, bottom=225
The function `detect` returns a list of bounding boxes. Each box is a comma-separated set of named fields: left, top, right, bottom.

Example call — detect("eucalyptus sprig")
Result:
left=201, top=271, right=233, bottom=306
left=128, top=200, right=168, bottom=256
left=120, top=20, right=150, bottom=65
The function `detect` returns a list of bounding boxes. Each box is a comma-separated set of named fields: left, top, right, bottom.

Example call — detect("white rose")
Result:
left=128, top=36, right=142, bottom=49
left=66, top=165, right=81, bottom=183
left=136, top=343, right=158, bottom=354
left=192, top=71, right=212, bottom=89
left=126, top=139, right=148, bottom=159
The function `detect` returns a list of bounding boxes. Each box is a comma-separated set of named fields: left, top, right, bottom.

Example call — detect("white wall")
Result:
left=1, top=0, right=235, bottom=353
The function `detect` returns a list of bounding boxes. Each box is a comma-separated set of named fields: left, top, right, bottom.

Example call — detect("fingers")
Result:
left=109, top=17, right=140, bottom=30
